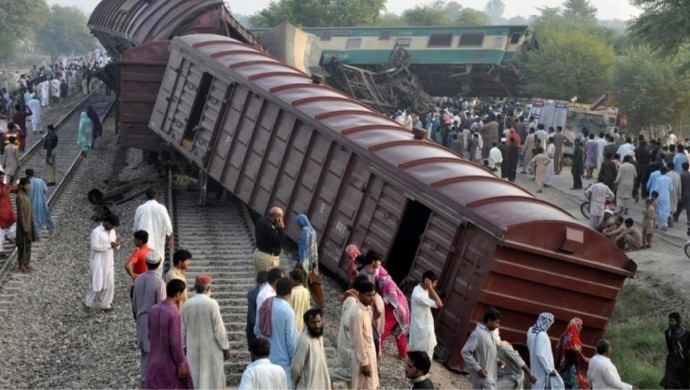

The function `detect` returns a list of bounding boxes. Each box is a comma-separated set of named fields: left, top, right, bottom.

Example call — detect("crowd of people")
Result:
left=245, top=205, right=445, bottom=389
left=390, top=101, right=690, bottom=253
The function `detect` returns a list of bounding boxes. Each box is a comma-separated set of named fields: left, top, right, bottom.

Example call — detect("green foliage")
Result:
left=444, top=1, right=463, bottom=21
left=248, top=0, right=387, bottom=28
left=401, top=1, right=453, bottom=26
left=520, top=26, right=615, bottom=102
left=606, top=281, right=667, bottom=389
left=35, top=6, right=96, bottom=59
left=562, top=0, right=598, bottom=22
left=374, top=13, right=404, bottom=27
left=610, top=45, right=690, bottom=135
left=629, top=0, right=690, bottom=55
left=456, top=9, right=491, bottom=27
left=0, top=0, right=49, bottom=60
left=484, top=0, right=505, bottom=22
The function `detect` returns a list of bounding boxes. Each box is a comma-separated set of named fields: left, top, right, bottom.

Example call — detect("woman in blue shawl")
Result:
left=77, top=112, right=94, bottom=157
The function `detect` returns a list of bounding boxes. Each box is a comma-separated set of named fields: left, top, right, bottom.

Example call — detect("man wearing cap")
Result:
left=85, top=214, right=122, bottom=311
left=253, top=207, right=285, bottom=275
left=132, top=250, right=166, bottom=388
left=182, top=274, right=230, bottom=389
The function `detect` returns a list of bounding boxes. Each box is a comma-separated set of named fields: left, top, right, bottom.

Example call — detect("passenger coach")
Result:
left=148, top=34, right=636, bottom=370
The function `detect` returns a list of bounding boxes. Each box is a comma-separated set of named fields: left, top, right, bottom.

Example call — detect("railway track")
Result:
left=0, top=93, right=115, bottom=289
left=167, top=177, right=337, bottom=386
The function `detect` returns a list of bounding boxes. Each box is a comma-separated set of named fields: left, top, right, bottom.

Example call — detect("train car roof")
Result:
left=171, top=34, right=632, bottom=273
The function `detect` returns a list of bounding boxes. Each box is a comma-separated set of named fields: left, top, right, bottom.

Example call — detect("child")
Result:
left=642, top=195, right=656, bottom=248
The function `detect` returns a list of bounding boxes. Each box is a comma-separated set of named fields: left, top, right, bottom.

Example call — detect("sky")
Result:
left=49, top=0, right=642, bottom=21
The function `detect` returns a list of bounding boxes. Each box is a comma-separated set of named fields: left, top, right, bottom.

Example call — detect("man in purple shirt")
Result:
left=145, top=279, right=194, bottom=389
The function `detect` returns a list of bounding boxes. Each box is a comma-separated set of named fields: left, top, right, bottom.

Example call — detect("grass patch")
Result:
left=604, top=277, right=678, bottom=389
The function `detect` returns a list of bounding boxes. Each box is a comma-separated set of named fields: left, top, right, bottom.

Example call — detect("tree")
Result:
left=402, top=1, right=453, bottom=26
left=444, top=1, right=463, bottom=20
left=249, top=0, right=386, bottom=28
left=375, top=12, right=404, bottom=26
left=562, top=0, right=597, bottom=22
left=35, top=6, right=96, bottom=63
left=520, top=27, right=616, bottom=102
left=484, top=0, right=505, bottom=23
left=0, top=0, right=49, bottom=60
left=629, top=0, right=690, bottom=55
left=456, top=9, right=492, bottom=27
left=611, top=46, right=690, bottom=136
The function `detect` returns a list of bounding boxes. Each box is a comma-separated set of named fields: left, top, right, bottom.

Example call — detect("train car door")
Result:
left=319, top=153, right=370, bottom=274
left=385, top=199, right=432, bottom=284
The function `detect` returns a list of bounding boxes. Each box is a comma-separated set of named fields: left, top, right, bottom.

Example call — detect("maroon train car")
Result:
left=147, top=34, right=637, bottom=370
left=88, top=0, right=263, bottom=152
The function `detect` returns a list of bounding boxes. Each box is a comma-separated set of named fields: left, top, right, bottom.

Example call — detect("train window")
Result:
left=320, top=31, right=332, bottom=41
left=395, top=38, right=412, bottom=48
left=510, top=33, right=521, bottom=44
left=494, top=37, right=505, bottom=49
left=427, top=33, right=453, bottom=47
left=459, top=32, right=484, bottom=47
left=346, top=38, right=362, bottom=49
left=379, top=31, right=391, bottom=40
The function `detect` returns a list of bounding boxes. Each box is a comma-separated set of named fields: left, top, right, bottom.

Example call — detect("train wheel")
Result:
left=580, top=201, right=591, bottom=220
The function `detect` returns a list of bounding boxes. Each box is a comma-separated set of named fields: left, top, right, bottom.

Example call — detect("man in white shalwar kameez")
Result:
left=587, top=339, right=633, bottom=390
left=585, top=178, right=615, bottom=230
left=291, top=308, right=331, bottom=389
left=545, top=138, right=556, bottom=186
left=330, top=287, right=359, bottom=387
left=461, top=308, right=502, bottom=389
left=409, top=271, right=443, bottom=359
left=182, top=274, right=230, bottom=389
left=527, top=312, right=559, bottom=390
left=240, top=338, right=288, bottom=390
left=133, top=188, right=172, bottom=264
left=84, top=215, right=122, bottom=310
left=351, top=281, right=379, bottom=390
left=26, top=97, right=42, bottom=135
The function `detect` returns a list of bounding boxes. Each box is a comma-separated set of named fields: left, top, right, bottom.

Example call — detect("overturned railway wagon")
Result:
left=148, top=34, right=637, bottom=370
left=87, top=0, right=262, bottom=152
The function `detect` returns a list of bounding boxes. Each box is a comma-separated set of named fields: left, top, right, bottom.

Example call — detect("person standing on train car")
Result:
left=359, top=250, right=410, bottom=359
left=527, top=312, right=562, bottom=390
left=409, top=271, right=443, bottom=360
left=134, top=188, right=173, bottom=267
left=254, top=207, right=285, bottom=275
left=461, top=307, right=502, bottom=389
left=43, top=124, right=58, bottom=186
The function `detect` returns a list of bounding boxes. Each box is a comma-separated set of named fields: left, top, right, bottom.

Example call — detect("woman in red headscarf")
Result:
left=508, top=127, right=522, bottom=147
left=555, top=317, right=590, bottom=389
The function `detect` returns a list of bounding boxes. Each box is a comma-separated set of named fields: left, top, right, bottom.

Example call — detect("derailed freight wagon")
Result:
left=148, top=34, right=637, bottom=370
left=87, top=0, right=263, bottom=153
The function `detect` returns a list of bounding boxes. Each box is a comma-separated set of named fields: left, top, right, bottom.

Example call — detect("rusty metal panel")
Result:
left=408, top=213, right=459, bottom=282
left=118, top=41, right=169, bottom=151
left=360, top=180, right=406, bottom=258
